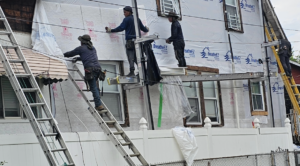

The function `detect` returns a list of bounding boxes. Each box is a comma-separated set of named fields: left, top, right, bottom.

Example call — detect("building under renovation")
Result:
left=0, top=0, right=299, bottom=165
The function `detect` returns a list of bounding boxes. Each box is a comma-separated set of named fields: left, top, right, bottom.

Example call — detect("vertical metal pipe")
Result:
left=261, top=0, right=275, bottom=127
left=131, top=0, right=155, bottom=130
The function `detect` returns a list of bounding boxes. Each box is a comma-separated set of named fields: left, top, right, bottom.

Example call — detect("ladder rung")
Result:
left=23, top=88, right=39, bottom=92
left=105, top=121, right=116, bottom=125
left=44, top=133, right=58, bottom=137
left=68, top=69, right=79, bottom=71
left=15, top=74, right=31, bottom=78
left=3, top=45, right=18, bottom=49
left=9, top=59, right=24, bottom=63
left=121, top=142, right=131, bottom=146
left=291, top=85, right=297, bottom=87
left=295, top=94, right=300, bottom=96
left=0, top=18, right=5, bottom=21
left=98, top=110, right=108, bottom=114
left=82, top=89, right=89, bottom=91
left=51, top=148, right=67, bottom=152
left=65, top=164, right=75, bottom=166
left=89, top=100, right=94, bottom=102
left=113, top=131, right=124, bottom=135
left=36, top=118, right=52, bottom=122
left=29, top=103, right=45, bottom=107
left=130, top=153, right=140, bottom=157
left=0, top=31, right=11, bottom=35
left=74, top=79, right=84, bottom=81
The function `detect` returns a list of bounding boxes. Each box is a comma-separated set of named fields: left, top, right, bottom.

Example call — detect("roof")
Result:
left=290, top=61, right=300, bottom=67
left=0, top=49, right=68, bottom=84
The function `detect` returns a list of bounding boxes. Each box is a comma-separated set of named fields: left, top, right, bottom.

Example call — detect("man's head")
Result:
left=166, top=12, right=179, bottom=22
left=78, top=34, right=91, bottom=45
left=123, top=6, right=132, bottom=17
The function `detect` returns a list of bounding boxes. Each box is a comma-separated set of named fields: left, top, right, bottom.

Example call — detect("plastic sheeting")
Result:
left=159, top=76, right=193, bottom=122
left=172, top=127, right=198, bottom=166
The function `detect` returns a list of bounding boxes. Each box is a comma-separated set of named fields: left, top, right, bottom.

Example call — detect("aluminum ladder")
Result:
left=264, top=21, right=300, bottom=139
left=0, top=7, right=75, bottom=166
left=68, top=64, right=149, bottom=166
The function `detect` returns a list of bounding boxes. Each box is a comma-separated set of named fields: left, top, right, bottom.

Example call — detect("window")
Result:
left=223, top=0, right=243, bottom=32
left=0, top=77, right=39, bottom=119
left=156, top=0, right=182, bottom=19
left=249, top=81, right=268, bottom=116
left=99, top=62, right=128, bottom=125
left=183, top=67, right=224, bottom=127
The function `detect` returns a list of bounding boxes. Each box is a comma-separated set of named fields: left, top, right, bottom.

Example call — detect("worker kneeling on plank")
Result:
left=64, top=34, right=105, bottom=112
left=105, top=6, right=149, bottom=77
left=166, top=12, right=186, bottom=67
left=278, top=39, right=292, bottom=77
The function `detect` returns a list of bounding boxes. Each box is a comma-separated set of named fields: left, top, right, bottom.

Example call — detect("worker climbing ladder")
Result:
left=264, top=21, right=300, bottom=140
left=68, top=64, right=149, bottom=166
left=0, top=7, right=75, bottom=166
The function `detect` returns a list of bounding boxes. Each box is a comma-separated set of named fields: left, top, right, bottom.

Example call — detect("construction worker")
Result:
left=278, top=39, right=292, bottom=77
left=105, top=6, right=149, bottom=77
left=64, top=34, right=105, bottom=112
left=166, top=12, right=186, bottom=67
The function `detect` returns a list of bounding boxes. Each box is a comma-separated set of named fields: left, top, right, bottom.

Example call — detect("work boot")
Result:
left=126, top=70, right=135, bottom=77
left=95, top=105, right=105, bottom=111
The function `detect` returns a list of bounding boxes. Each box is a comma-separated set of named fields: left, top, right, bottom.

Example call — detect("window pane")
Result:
left=251, top=82, right=261, bottom=94
left=100, top=64, right=118, bottom=92
left=225, top=0, right=236, bottom=6
left=101, top=93, right=123, bottom=121
left=252, top=95, right=263, bottom=110
left=2, top=77, right=19, bottom=117
left=183, top=82, right=197, bottom=97
left=0, top=77, right=2, bottom=118
left=203, top=81, right=216, bottom=98
left=186, top=98, right=201, bottom=123
left=205, top=99, right=218, bottom=122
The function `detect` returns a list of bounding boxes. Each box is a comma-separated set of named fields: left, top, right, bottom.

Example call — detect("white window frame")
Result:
left=159, top=0, right=181, bottom=18
left=225, top=0, right=242, bottom=31
left=99, top=61, right=125, bottom=124
left=184, top=71, right=202, bottom=125
left=251, top=81, right=265, bottom=111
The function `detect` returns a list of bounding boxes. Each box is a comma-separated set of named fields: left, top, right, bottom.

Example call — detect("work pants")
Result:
left=126, top=48, right=137, bottom=71
left=87, top=70, right=102, bottom=107
left=279, top=55, right=291, bottom=76
left=173, top=40, right=186, bottom=67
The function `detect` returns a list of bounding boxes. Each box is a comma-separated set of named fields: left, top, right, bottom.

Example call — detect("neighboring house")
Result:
left=0, top=0, right=296, bottom=165
left=290, top=61, right=300, bottom=84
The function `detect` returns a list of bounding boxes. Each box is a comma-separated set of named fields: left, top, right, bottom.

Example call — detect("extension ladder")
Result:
left=68, top=64, right=149, bottom=166
left=264, top=21, right=300, bottom=138
left=0, top=7, right=75, bottom=166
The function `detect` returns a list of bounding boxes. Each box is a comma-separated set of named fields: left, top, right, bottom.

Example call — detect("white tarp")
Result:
left=31, top=0, right=64, bottom=57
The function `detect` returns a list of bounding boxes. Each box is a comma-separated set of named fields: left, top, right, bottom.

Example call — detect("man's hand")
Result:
left=72, top=57, right=78, bottom=63
left=166, top=39, right=171, bottom=44
left=105, top=27, right=111, bottom=33
left=145, top=26, right=149, bottom=32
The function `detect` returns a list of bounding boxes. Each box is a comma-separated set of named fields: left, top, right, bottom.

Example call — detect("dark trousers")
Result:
left=280, top=55, right=291, bottom=76
left=87, top=70, right=102, bottom=107
left=173, top=40, right=186, bottom=67
left=126, top=48, right=137, bottom=71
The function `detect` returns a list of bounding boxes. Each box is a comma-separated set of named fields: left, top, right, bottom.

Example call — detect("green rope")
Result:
left=158, top=83, right=163, bottom=127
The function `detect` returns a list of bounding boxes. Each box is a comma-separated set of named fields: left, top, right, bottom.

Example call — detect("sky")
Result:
left=271, top=0, right=300, bottom=56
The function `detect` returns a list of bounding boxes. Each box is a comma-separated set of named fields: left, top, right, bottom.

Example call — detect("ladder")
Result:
left=68, top=64, right=149, bottom=166
left=264, top=21, right=300, bottom=138
left=0, top=7, right=75, bottom=166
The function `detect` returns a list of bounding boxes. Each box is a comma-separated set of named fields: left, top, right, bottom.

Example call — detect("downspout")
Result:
left=260, top=0, right=275, bottom=127
left=224, top=6, right=240, bottom=128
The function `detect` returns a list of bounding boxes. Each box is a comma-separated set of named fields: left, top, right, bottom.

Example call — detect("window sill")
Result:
left=226, top=28, right=244, bottom=33
left=251, top=111, right=268, bottom=116
left=0, top=118, right=29, bottom=123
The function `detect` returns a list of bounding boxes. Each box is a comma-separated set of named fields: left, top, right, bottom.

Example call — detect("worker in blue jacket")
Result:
left=166, top=12, right=186, bottom=67
left=105, top=6, right=149, bottom=77
left=64, top=34, right=105, bottom=112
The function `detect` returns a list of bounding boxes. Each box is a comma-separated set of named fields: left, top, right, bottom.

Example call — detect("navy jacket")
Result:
left=278, top=39, right=292, bottom=57
left=111, top=15, right=148, bottom=40
left=168, top=20, right=184, bottom=44
left=64, top=45, right=101, bottom=69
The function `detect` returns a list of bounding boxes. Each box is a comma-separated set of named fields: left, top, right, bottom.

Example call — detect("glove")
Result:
left=166, top=39, right=171, bottom=44
left=145, top=26, right=149, bottom=32
left=105, top=27, right=111, bottom=33
left=72, top=57, right=78, bottom=63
